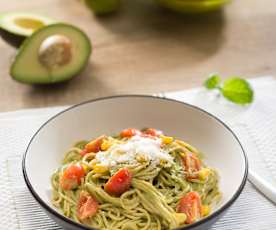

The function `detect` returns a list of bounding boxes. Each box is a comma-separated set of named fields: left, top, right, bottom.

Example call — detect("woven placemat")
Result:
left=1, top=77, right=276, bottom=229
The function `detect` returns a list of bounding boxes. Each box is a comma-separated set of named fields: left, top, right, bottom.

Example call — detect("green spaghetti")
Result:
left=51, top=128, right=221, bottom=230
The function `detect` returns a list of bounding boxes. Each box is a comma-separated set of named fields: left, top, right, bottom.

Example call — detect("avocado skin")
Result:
left=85, top=0, right=121, bottom=15
left=10, top=23, right=92, bottom=85
left=154, top=0, right=230, bottom=13
left=0, top=29, right=25, bottom=48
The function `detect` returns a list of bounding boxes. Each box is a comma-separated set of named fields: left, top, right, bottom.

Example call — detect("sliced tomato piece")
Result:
left=120, top=128, right=142, bottom=138
left=80, top=149, right=88, bottom=157
left=143, top=128, right=163, bottom=137
left=182, top=152, right=202, bottom=179
left=77, top=191, right=98, bottom=220
left=60, top=164, right=85, bottom=190
left=85, top=135, right=106, bottom=153
left=104, top=168, right=132, bottom=196
left=177, top=191, right=202, bottom=224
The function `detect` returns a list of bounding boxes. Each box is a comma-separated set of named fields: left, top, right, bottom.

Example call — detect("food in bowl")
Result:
left=51, top=127, right=221, bottom=230
left=23, top=96, right=247, bottom=230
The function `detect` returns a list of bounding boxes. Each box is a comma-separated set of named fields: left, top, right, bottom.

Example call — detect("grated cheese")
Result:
left=95, top=135, right=173, bottom=168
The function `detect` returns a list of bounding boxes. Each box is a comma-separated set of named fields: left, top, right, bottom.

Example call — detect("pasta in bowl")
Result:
left=51, top=128, right=221, bottom=229
left=22, top=95, right=247, bottom=230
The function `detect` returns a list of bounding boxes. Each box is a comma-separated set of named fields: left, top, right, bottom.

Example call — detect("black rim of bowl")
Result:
left=22, top=95, right=248, bottom=230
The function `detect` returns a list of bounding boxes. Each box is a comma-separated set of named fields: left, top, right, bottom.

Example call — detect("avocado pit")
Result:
left=10, top=23, right=92, bottom=84
left=38, top=34, right=72, bottom=69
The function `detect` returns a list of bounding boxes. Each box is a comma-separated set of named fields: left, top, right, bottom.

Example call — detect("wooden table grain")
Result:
left=0, top=0, right=275, bottom=112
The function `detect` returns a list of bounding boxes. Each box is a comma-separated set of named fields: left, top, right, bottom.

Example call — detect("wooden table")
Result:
left=0, top=0, right=275, bottom=112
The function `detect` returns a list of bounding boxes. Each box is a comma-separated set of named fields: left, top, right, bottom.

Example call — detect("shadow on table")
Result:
left=21, top=61, right=116, bottom=108
left=92, top=0, right=226, bottom=59
left=15, top=0, right=227, bottom=108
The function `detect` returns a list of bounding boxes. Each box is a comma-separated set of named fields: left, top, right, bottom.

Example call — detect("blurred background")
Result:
left=0, top=0, right=275, bottom=111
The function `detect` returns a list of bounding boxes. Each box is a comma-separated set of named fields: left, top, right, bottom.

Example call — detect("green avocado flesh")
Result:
left=0, top=12, right=54, bottom=37
left=10, top=23, right=92, bottom=84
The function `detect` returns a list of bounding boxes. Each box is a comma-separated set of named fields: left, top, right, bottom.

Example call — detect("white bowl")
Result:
left=23, top=95, right=248, bottom=230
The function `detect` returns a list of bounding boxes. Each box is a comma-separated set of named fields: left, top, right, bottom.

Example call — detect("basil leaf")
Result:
left=221, top=77, right=254, bottom=105
left=204, top=74, right=221, bottom=89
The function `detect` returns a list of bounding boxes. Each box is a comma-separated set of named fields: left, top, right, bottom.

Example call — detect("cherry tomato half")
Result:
left=182, top=152, right=202, bottom=179
left=120, top=128, right=142, bottom=138
left=77, top=191, right=98, bottom=220
left=104, top=168, right=132, bottom=196
left=143, top=128, right=163, bottom=137
left=177, top=191, right=202, bottom=224
left=84, top=135, right=106, bottom=154
left=60, top=164, right=85, bottom=190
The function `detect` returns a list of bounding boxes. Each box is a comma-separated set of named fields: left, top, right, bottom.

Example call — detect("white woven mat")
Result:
left=0, top=76, right=276, bottom=229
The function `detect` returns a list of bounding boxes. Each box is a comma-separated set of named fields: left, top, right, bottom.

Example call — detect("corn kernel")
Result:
left=136, top=154, right=148, bottom=163
left=179, top=152, right=186, bottom=158
left=101, top=139, right=112, bottom=151
left=89, top=159, right=97, bottom=167
left=159, top=159, right=166, bottom=166
left=198, top=168, right=211, bottom=181
left=174, top=213, right=186, bottom=225
left=201, top=205, right=211, bottom=217
left=161, top=135, right=174, bottom=145
left=93, top=164, right=109, bottom=174
left=80, top=163, right=90, bottom=173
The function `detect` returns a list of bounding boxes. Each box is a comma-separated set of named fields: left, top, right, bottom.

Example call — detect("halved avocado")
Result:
left=84, top=0, right=121, bottom=15
left=0, top=12, right=55, bottom=37
left=10, top=23, right=92, bottom=84
left=155, top=0, right=230, bottom=13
